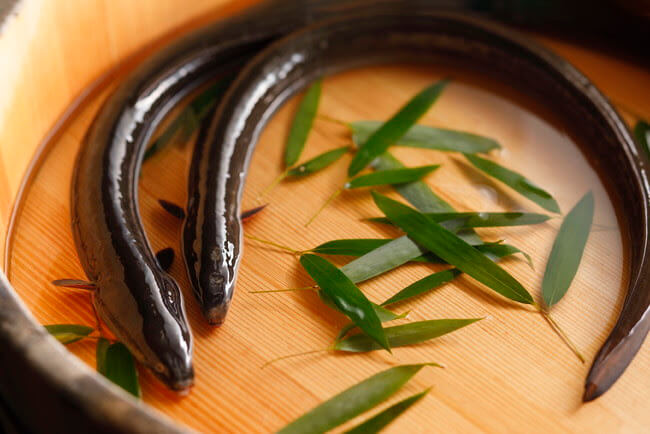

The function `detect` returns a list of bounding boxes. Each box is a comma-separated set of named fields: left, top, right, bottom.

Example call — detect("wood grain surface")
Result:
left=1, top=2, right=650, bottom=433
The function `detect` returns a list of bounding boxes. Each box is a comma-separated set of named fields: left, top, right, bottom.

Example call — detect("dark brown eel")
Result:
left=73, top=0, right=650, bottom=399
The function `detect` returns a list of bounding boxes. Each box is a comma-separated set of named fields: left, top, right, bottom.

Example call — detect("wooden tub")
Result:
left=0, top=1, right=649, bottom=433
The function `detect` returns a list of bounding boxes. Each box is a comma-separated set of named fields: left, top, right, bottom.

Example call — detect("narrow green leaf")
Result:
left=45, top=324, right=94, bottom=344
left=284, top=80, right=322, bottom=167
left=334, top=318, right=481, bottom=352
left=318, top=290, right=405, bottom=323
left=300, top=254, right=390, bottom=352
left=476, top=243, right=533, bottom=267
left=411, top=242, right=531, bottom=266
left=340, top=236, right=427, bottom=284
left=464, top=153, right=560, bottom=213
left=351, top=120, right=500, bottom=154
left=287, top=146, right=348, bottom=177
left=332, top=236, right=525, bottom=285
left=144, top=78, right=231, bottom=161
left=372, top=192, right=534, bottom=304
left=634, top=120, right=650, bottom=158
left=542, top=192, right=594, bottom=308
left=313, top=237, right=490, bottom=258
left=348, top=80, right=449, bottom=176
left=368, top=211, right=549, bottom=228
left=345, top=165, right=439, bottom=189
left=381, top=269, right=462, bottom=306
left=335, top=305, right=409, bottom=342
left=311, top=238, right=391, bottom=256
left=344, top=388, right=430, bottom=434
left=96, top=338, right=141, bottom=398
left=277, top=364, right=438, bottom=434
left=372, top=152, right=455, bottom=213
left=371, top=152, right=484, bottom=245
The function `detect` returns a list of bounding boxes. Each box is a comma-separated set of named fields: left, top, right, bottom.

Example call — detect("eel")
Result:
left=73, top=0, right=650, bottom=399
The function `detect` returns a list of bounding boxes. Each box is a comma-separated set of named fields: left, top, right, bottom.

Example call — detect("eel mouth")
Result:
left=203, top=306, right=228, bottom=326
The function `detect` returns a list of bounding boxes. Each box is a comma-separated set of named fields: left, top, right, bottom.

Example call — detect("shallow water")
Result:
left=4, top=64, right=638, bottom=433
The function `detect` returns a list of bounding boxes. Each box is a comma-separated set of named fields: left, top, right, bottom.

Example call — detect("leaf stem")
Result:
left=257, top=169, right=289, bottom=200
left=244, top=234, right=302, bottom=255
left=538, top=307, right=585, bottom=363
left=261, top=348, right=330, bottom=368
left=316, top=114, right=350, bottom=129
left=305, top=188, right=343, bottom=227
left=249, top=286, right=319, bottom=294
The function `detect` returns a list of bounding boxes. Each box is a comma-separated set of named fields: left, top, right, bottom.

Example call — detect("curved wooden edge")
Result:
left=0, top=273, right=188, bottom=433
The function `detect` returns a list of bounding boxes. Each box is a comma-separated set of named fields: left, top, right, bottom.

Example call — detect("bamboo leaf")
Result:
left=287, top=146, right=348, bottom=177
left=334, top=318, right=481, bottom=352
left=542, top=192, right=594, bottom=308
left=372, top=152, right=456, bottom=213
left=411, top=242, right=531, bottom=266
left=351, top=120, right=500, bottom=154
left=45, top=324, right=94, bottom=344
left=300, top=254, right=390, bottom=352
left=381, top=269, right=462, bottom=306
left=96, top=338, right=141, bottom=398
left=345, top=165, right=439, bottom=189
left=635, top=120, right=650, bottom=158
left=343, top=388, right=430, bottom=434
left=144, top=78, right=231, bottom=161
left=368, top=211, right=549, bottom=228
left=312, top=237, right=496, bottom=258
left=318, top=290, right=405, bottom=323
left=284, top=80, right=322, bottom=167
left=311, top=239, right=391, bottom=256
left=372, top=192, right=534, bottom=304
left=371, top=152, right=484, bottom=245
left=277, top=364, right=438, bottom=434
left=340, top=236, right=427, bottom=284
left=464, top=153, right=560, bottom=213
left=348, top=80, right=449, bottom=176
left=335, top=305, right=409, bottom=342
left=333, top=235, right=525, bottom=285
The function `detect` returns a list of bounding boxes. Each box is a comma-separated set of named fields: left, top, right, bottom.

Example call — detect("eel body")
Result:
left=73, top=0, right=650, bottom=398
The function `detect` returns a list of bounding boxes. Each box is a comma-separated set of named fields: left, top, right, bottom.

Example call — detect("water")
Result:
left=3, top=64, right=630, bottom=432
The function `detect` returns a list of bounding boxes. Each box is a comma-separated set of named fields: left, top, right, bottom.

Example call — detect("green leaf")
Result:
left=300, top=254, right=390, bottom=352
left=287, top=146, right=348, bottom=177
left=371, top=152, right=484, bottom=245
left=372, top=152, right=455, bottom=213
left=45, top=324, right=94, bottom=344
left=311, top=239, right=391, bottom=256
left=345, top=165, right=439, bottom=189
left=144, top=78, right=231, bottom=161
left=351, top=120, right=500, bottom=154
left=340, top=236, right=427, bottom=284
left=368, top=211, right=549, bottom=228
left=96, top=338, right=141, bottom=398
left=284, top=79, right=322, bottom=167
left=348, top=80, right=449, bottom=176
left=381, top=269, right=462, bottom=306
left=634, top=120, right=650, bottom=158
left=372, top=192, right=534, bottom=304
left=542, top=192, right=594, bottom=308
left=411, top=242, right=530, bottom=265
left=464, top=153, right=560, bottom=213
left=475, top=243, right=533, bottom=267
left=335, top=304, right=409, bottom=342
left=318, top=290, right=405, bottom=323
left=343, top=388, right=430, bottom=434
left=334, top=318, right=481, bottom=352
left=277, top=364, right=438, bottom=434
